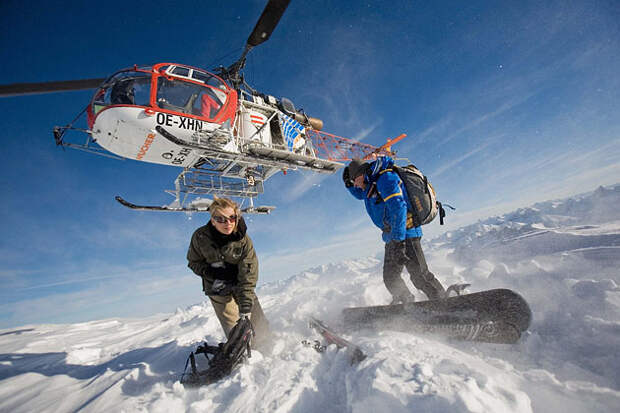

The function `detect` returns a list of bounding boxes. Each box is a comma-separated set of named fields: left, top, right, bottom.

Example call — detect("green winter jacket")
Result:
left=186, top=218, right=258, bottom=314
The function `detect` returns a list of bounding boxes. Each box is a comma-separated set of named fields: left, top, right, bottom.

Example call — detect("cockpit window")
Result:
left=190, top=70, right=227, bottom=91
left=99, top=71, right=151, bottom=106
left=156, top=77, right=226, bottom=119
left=172, top=66, right=190, bottom=77
left=191, top=71, right=212, bottom=85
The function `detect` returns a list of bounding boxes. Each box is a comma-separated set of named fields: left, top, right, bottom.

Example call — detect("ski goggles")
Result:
left=212, top=214, right=238, bottom=224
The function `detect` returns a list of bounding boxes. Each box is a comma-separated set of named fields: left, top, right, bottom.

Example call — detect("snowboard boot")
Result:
left=421, top=277, right=447, bottom=300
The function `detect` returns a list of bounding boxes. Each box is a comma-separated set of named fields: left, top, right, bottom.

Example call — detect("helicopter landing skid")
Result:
left=114, top=196, right=274, bottom=214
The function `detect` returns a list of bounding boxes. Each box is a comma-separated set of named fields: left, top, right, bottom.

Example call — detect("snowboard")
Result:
left=341, top=289, right=532, bottom=344
left=309, top=317, right=366, bottom=364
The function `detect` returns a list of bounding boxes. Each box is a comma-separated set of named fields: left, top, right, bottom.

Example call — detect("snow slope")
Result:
left=1, top=186, right=619, bottom=412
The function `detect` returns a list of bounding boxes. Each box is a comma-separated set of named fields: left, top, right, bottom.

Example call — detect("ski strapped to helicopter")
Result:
left=0, top=0, right=406, bottom=213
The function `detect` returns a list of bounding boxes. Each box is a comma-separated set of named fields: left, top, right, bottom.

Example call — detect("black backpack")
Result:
left=181, top=317, right=255, bottom=387
left=390, top=164, right=449, bottom=226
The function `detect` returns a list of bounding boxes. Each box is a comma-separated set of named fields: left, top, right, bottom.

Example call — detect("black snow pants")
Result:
left=383, top=237, right=445, bottom=301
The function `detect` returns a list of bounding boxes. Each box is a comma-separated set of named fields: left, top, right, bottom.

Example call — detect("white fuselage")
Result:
left=90, top=106, right=234, bottom=167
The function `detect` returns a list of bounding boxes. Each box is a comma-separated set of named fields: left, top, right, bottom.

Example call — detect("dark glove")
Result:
left=388, top=239, right=409, bottom=265
left=209, top=279, right=234, bottom=296
left=342, top=166, right=353, bottom=188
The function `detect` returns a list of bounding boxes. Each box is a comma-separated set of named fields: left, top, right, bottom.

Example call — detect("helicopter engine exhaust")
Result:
left=278, top=96, right=323, bottom=130
left=292, top=113, right=323, bottom=131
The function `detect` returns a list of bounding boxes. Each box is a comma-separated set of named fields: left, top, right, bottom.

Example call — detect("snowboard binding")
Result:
left=445, top=283, right=471, bottom=297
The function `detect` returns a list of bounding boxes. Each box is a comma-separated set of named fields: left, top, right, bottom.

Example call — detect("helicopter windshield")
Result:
left=99, top=71, right=151, bottom=106
left=156, top=77, right=228, bottom=120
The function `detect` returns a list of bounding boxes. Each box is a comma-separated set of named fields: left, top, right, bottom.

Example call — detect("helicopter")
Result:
left=0, top=0, right=404, bottom=214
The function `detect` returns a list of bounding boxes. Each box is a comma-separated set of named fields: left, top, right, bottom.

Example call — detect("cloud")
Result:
left=437, top=97, right=533, bottom=147
left=0, top=268, right=203, bottom=329
left=259, top=224, right=382, bottom=283
left=284, top=171, right=333, bottom=203
left=353, top=120, right=383, bottom=143
left=410, top=115, right=455, bottom=146
left=431, top=137, right=499, bottom=178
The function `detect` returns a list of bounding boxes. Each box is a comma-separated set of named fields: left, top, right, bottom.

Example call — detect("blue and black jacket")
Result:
left=347, top=156, right=423, bottom=242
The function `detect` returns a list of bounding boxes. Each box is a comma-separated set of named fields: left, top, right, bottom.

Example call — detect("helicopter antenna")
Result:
left=218, top=0, right=291, bottom=88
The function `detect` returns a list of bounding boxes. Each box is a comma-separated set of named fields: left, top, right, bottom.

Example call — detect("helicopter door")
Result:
left=155, top=76, right=230, bottom=123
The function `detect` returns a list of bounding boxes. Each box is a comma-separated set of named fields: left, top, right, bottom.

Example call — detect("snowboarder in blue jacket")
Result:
left=343, top=156, right=446, bottom=302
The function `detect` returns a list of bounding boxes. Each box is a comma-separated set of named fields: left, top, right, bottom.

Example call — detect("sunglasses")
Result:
left=212, top=214, right=238, bottom=224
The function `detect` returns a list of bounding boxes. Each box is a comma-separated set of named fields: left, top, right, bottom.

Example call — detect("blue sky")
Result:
left=0, top=0, right=618, bottom=329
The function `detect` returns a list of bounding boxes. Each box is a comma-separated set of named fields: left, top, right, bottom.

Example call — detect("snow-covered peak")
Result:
left=429, top=183, right=620, bottom=254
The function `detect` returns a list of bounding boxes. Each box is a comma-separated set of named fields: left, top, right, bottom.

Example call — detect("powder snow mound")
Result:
left=1, top=186, right=620, bottom=412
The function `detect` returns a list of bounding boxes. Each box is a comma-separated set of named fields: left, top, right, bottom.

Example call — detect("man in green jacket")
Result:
left=187, top=197, right=271, bottom=349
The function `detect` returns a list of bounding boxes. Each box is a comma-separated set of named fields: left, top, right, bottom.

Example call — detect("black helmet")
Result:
left=348, top=158, right=370, bottom=179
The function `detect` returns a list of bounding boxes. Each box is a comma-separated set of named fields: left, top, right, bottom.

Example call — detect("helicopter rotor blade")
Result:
left=246, top=0, right=291, bottom=47
left=221, top=0, right=291, bottom=85
left=0, top=78, right=106, bottom=98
